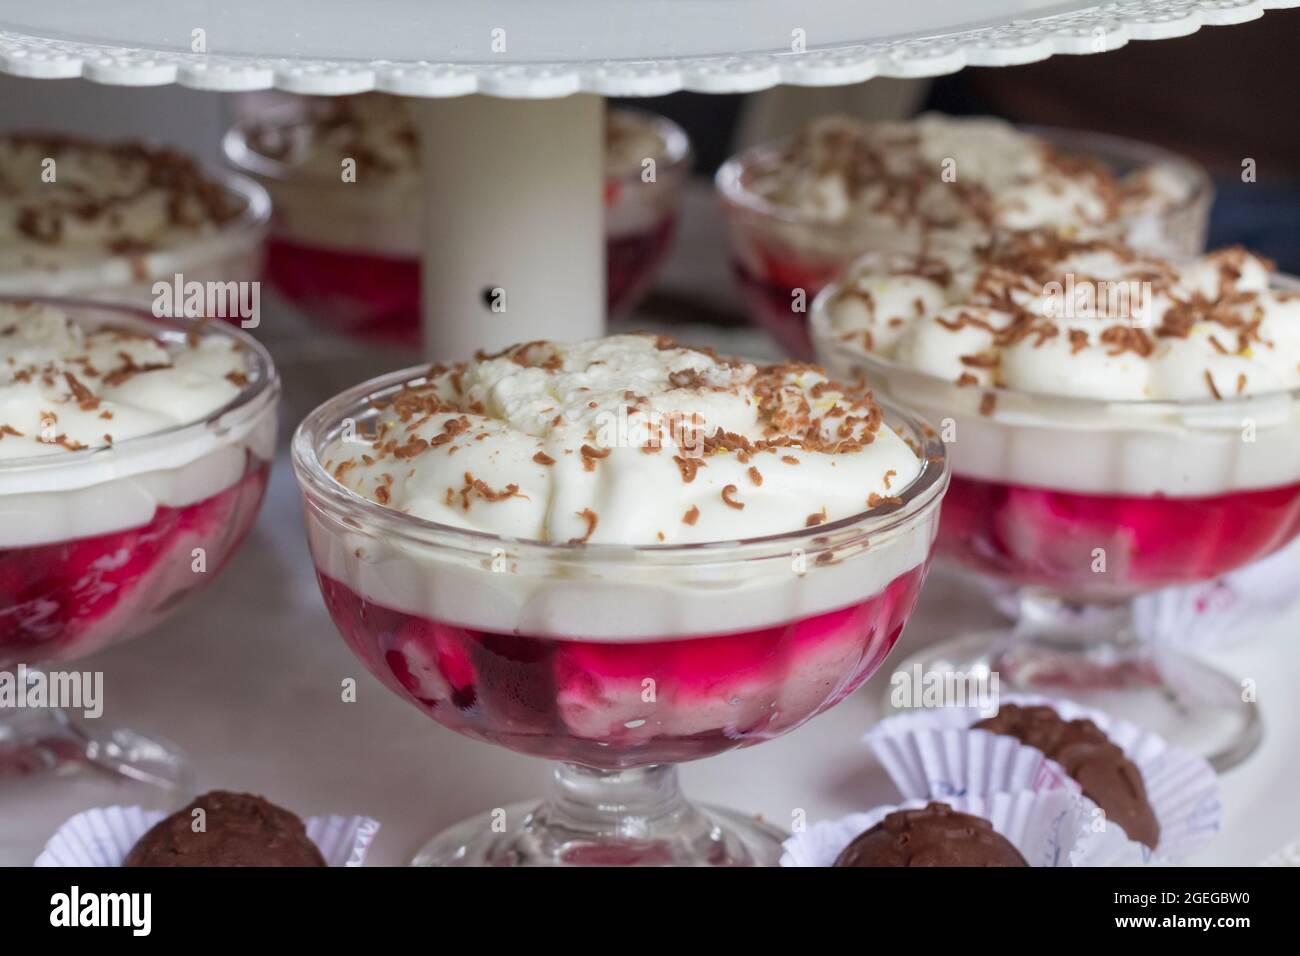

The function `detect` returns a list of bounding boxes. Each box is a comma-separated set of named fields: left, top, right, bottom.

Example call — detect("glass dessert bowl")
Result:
left=0, top=298, right=279, bottom=787
left=0, top=133, right=270, bottom=304
left=293, top=335, right=948, bottom=866
left=811, top=233, right=1300, bottom=771
left=717, top=114, right=1212, bottom=360
left=224, top=95, right=691, bottom=345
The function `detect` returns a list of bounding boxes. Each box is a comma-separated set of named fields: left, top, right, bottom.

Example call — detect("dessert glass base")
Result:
left=0, top=678, right=190, bottom=789
left=887, top=594, right=1261, bottom=772
left=413, top=764, right=785, bottom=867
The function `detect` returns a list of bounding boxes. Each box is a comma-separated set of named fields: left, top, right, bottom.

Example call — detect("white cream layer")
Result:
left=824, top=241, right=1300, bottom=401
left=0, top=304, right=274, bottom=546
left=321, top=334, right=923, bottom=546
left=0, top=135, right=239, bottom=273
left=309, top=335, right=940, bottom=638
left=812, top=241, right=1300, bottom=497
left=753, top=114, right=1191, bottom=240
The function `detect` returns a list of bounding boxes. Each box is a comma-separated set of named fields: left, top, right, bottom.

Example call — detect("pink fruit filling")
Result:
left=316, top=564, right=927, bottom=768
left=262, top=212, right=677, bottom=349
left=731, top=250, right=845, bottom=360
left=940, top=473, right=1300, bottom=597
left=607, top=216, right=677, bottom=316
left=0, top=461, right=270, bottom=666
left=264, top=239, right=421, bottom=347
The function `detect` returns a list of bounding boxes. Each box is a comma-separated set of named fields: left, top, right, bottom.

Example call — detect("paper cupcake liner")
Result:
left=870, top=724, right=1079, bottom=801
left=35, top=806, right=381, bottom=867
left=1135, top=539, right=1300, bottom=650
left=781, top=790, right=1148, bottom=868
left=866, top=693, right=1220, bottom=862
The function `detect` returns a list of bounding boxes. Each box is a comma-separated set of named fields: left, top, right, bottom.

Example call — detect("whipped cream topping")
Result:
left=604, top=110, right=670, bottom=179
left=750, top=114, right=1191, bottom=241
left=321, top=334, right=923, bottom=545
left=824, top=234, right=1300, bottom=401
left=0, top=303, right=249, bottom=460
left=0, top=135, right=243, bottom=271
left=252, top=93, right=420, bottom=183
left=251, top=95, right=669, bottom=181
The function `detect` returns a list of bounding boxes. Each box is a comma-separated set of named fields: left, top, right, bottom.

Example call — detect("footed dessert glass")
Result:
left=293, top=367, right=948, bottom=866
left=812, top=278, right=1300, bottom=771
left=718, top=127, right=1211, bottom=360
left=224, top=103, right=690, bottom=344
left=0, top=300, right=279, bottom=787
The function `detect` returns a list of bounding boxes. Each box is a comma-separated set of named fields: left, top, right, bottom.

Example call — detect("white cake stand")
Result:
left=3, top=0, right=1294, bottom=357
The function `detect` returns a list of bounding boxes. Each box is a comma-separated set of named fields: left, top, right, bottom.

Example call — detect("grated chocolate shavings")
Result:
left=580, top=444, right=610, bottom=472
left=673, top=454, right=703, bottom=483
left=569, top=508, right=598, bottom=544
left=63, top=372, right=99, bottom=410
left=867, top=492, right=902, bottom=508
left=1204, top=370, right=1222, bottom=400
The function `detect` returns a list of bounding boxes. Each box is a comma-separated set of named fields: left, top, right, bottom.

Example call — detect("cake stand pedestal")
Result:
left=413, top=94, right=604, bottom=358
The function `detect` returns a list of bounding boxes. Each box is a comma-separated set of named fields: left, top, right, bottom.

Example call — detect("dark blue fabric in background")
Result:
left=1209, top=179, right=1300, bottom=275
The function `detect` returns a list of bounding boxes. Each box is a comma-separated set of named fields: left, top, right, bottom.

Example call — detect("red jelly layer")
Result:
left=732, top=254, right=844, bottom=360
left=0, top=462, right=270, bottom=666
left=939, top=473, right=1300, bottom=597
left=607, top=217, right=677, bottom=315
left=317, top=564, right=927, bottom=769
left=264, top=240, right=421, bottom=347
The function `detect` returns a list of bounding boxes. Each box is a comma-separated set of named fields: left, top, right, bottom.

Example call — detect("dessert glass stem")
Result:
left=411, top=761, right=787, bottom=867
left=888, top=586, right=1262, bottom=772
left=410, top=94, right=606, bottom=360
left=536, top=764, right=712, bottom=856
left=1012, top=589, right=1138, bottom=653
left=0, top=667, right=190, bottom=790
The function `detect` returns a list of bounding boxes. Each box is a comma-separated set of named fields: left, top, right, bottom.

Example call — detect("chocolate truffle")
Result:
left=124, top=791, right=327, bottom=867
left=834, top=802, right=1028, bottom=867
left=972, top=703, right=1159, bottom=849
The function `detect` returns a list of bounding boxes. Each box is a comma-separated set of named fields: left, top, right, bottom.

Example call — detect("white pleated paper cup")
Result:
left=865, top=694, right=1221, bottom=861
left=780, top=790, right=1148, bottom=867
left=35, top=806, right=380, bottom=867
left=868, top=724, right=1080, bottom=801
